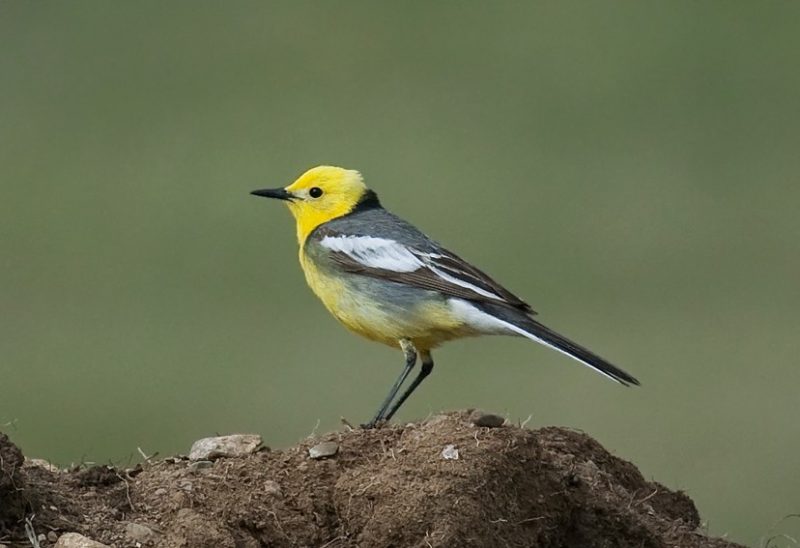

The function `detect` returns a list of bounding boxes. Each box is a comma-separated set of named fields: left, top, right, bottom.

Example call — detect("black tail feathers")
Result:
left=476, top=302, right=640, bottom=386
left=518, top=318, right=640, bottom=386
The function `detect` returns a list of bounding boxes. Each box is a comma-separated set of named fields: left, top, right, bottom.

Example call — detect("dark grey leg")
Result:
left=363, top=339, right=417, bottom=428
left=384, top=351, right=434, bottom=421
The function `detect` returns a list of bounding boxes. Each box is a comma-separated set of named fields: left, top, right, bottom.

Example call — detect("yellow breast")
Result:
left=298, top=249, right=470, bottom=351
left=299, top=250, right=346, bottom=317
left=299, top=250, right=392, bottom=344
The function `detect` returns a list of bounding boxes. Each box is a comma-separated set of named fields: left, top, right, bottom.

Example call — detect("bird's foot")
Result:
left=360, top=419, right=388, bottom=430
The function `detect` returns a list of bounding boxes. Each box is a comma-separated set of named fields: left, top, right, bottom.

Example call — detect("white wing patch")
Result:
left=320, top=235, right=506, bottom=302
left=320, top=236, right=423, bottom=272
left=428, top=265, right=503, bottom=300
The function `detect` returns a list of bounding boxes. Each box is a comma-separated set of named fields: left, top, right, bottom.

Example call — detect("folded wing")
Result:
left=318, top=233, right=535, bottom=314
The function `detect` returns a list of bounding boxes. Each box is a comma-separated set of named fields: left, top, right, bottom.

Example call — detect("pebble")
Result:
left=470, top=410, right=506, bottom=428
left=24, top=458, right=61, bottom=473
left=125, top=522, right=156, bottom=542
left=54, top=532, right=111, bottom=548
left=188, top=434, right=262, bottom=460
left=308, top=441, right=339, bottom=459
left=264, top=479, right=282, bottom=495
left=48, top=531, right=59, bottom=542
left=441, top=444, right=459, bottom=460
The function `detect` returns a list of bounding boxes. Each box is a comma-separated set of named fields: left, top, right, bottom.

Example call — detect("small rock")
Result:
left=38, top=534, right=46, bottom=544
left=48, top=531, right=59, bottom=542
left=54, top=532, right=111, bottom=548
left=469, top=410, right=506, bottom=428
left=308, top=441, right=339, bottom=459
left=154, top=487, right=168, bottom=496
left=264, top=480, right=282, bottom=495
left=188, top=434, right=262, bottom=460
left=125, top=464, right=143, bottom=478
left=125, top=522, right=156, bottom=542
left=441, top=444, right=459, bottom=460
left=24, top=458, right=61, bottom=473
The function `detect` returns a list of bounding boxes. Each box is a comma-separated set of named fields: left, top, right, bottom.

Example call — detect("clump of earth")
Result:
left=0, top=411, right=743, bottom=547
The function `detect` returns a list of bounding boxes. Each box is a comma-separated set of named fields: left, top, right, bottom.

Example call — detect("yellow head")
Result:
left=251, top=166, right=373, bottom=244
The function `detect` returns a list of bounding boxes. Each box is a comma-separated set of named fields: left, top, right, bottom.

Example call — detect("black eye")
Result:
left=309, top=187, right=323, bottom=198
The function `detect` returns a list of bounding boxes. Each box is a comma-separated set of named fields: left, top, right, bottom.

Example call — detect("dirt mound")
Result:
left=0, top=432, right=26, bottom=532
left=1, top=411, right=742, bottom=547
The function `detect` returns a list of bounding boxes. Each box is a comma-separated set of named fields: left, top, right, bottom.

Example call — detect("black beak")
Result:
left=250, top=187, right=293, bottom=201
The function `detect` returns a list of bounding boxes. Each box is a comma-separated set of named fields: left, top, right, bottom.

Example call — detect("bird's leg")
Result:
left=363, top=339, right=417, bottom=428
left=384, top=351, right=434, bottom=422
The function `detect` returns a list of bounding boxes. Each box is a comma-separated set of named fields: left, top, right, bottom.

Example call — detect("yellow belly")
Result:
left=299, top=252, right=467, bottom=351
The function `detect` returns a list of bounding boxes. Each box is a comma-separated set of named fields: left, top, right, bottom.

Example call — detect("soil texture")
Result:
left=0, top=411, right=743, bottom=547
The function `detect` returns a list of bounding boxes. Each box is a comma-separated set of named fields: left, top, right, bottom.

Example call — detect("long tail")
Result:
left=477, top=303, right=640, bottom=386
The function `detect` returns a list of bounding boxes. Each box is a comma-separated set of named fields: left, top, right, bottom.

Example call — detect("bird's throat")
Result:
left=289, top=205, right=347, bottom=245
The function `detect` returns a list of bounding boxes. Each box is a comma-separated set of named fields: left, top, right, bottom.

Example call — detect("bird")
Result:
left=251, top=166, right=639, bottom=427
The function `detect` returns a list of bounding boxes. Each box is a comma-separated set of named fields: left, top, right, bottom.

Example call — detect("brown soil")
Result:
left=1, top=411, right=743, bottom=548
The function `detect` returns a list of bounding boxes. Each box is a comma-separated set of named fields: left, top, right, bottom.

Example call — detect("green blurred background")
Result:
left=2, top=2, right=798, bottom=545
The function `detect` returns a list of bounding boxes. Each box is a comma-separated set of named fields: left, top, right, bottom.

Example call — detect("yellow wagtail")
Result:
left=252, top=166, right=639, bottom=427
